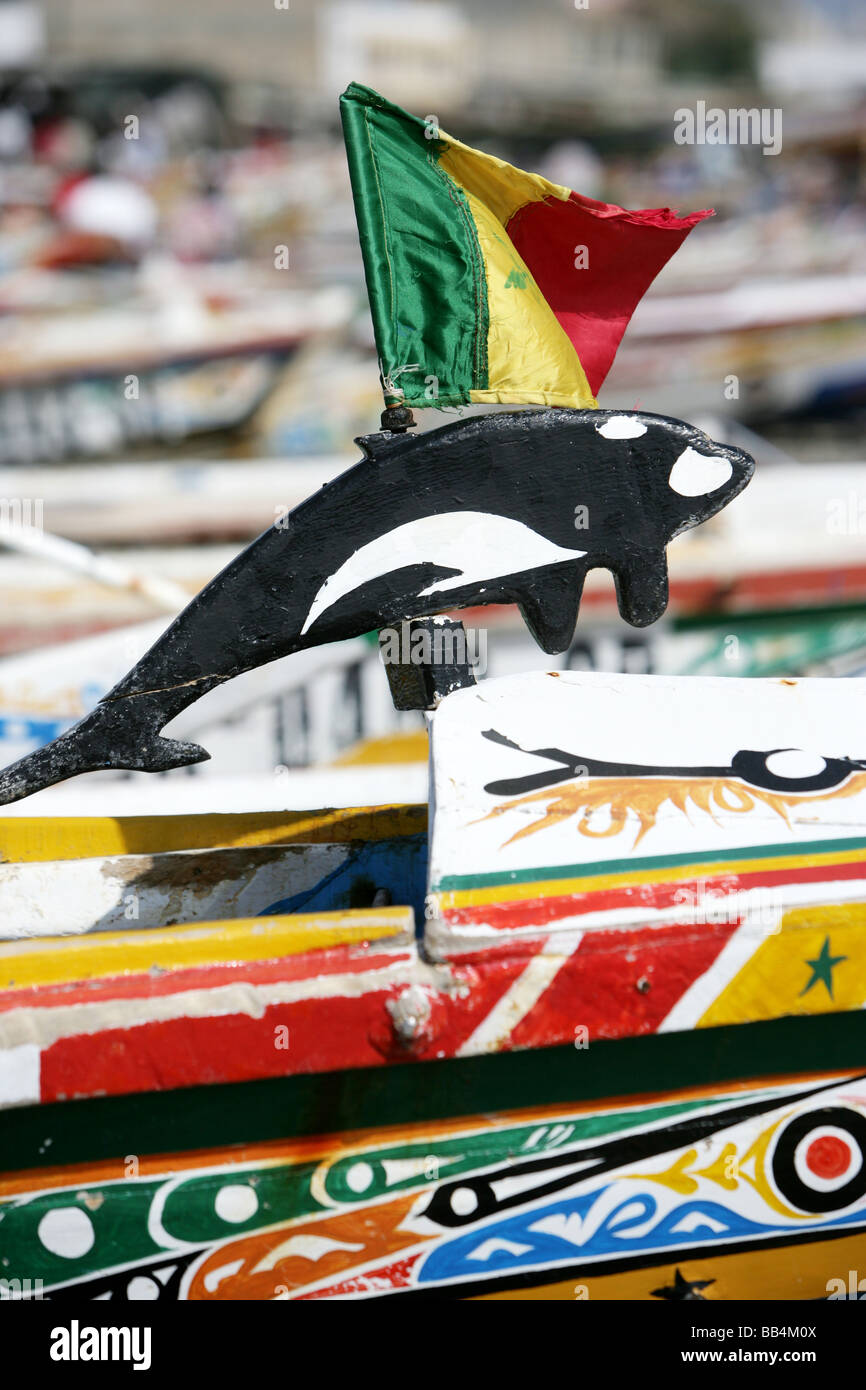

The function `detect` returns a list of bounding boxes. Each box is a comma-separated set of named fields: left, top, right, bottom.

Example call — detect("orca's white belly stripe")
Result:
left=301, top=512, right=586, bottom=635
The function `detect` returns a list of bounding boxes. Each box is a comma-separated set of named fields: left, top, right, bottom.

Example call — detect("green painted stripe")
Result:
left=434, top=834, right=866, bottom=894
left=1, top=1012, right=862, bottom=1176
left=340, top=83, right=488, bottom=407
left=673, top=600, right=866, bottom=633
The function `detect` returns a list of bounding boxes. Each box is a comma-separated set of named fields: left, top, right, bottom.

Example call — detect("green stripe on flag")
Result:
left=340, top=83, right=489, bottom=406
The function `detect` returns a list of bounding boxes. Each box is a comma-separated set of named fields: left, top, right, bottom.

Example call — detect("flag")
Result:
left=340, top=82, right=712, bottom=410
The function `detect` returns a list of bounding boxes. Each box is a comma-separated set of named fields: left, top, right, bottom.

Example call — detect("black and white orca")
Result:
left=0, top=407, right=753, bottom=802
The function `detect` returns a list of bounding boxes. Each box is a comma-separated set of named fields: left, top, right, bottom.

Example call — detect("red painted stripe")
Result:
left=432, top=936, right=565, bottom=967
left=34, top=950, right=548, bottom=1101
left=39, top=992, right=399, bottom=1100
left=509, top=918, right=738, bottom=1049
left=444, top=858, right=866, bottom=930
left=0, top=946, right=412, bottom=1014
left=412, top=953, right=542, bottom=1059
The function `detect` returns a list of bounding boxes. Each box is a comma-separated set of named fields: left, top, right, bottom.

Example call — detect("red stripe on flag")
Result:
left=507, top=192, right=712, bottom=394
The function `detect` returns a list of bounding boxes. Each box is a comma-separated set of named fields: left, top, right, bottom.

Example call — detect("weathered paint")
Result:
left=0, top=844, right=360, bottom=939
left=2, top=666, right=866, bottom=1299
left=0, top=907, right=414, bottom=992
left=0, top=835, right=427, bottom=939
left=3, top=899, right=865, bottom=1109
left=1, top=1070, right=863, bottom=1300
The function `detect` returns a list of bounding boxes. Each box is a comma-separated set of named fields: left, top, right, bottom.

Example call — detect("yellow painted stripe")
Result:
left=0, top=907, right=414, bottom=991
left=436, top=844, right=866, bottom=912
left=698, top=903, right=866, bottom=1028
left=471, top=1229, right=866, bottom=1301
left=332, top=732, right=429, bottom=766
left=0, top=804, right=426, bottom=864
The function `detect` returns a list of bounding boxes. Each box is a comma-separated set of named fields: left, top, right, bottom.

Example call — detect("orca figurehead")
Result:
left=589, top=410, right=755, bottom=537
left=518, top=407, right=756, bottom=633
left=304, top=406, right=755, bottom=647
left=0, top=404, right=756, bottom=805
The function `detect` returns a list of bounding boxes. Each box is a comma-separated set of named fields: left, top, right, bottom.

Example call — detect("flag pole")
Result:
left=378, top=360, right=417, bottom=432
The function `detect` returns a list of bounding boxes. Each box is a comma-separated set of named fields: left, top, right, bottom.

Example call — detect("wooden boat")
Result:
left=1, top=671, right=866, bottom=1300
left=0, top=278, right=350, bottom=465
left=1, top=84, right=864, bottom=1305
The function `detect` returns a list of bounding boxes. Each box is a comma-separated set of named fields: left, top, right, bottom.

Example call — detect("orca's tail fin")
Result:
left=0, top=698, right=210, bottom=806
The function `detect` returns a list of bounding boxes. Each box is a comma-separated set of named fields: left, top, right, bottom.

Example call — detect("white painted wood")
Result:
left=0, top=1043, right=39, bottom=1107
left=668, top=447, right=733, bottom=497
left=301, top=512, right=585, bottom=634
left=425, top=670, right=866, bottom=956
left=0, top=843, right=352, bottom=938
left=595, top=415, right=647, bottom=439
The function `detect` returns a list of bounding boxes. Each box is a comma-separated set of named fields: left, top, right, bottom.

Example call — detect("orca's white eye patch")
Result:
left=596, top=415, right=647, bottom=440
left=765, top=750, right=827, bottom=780
left=669, top=447, right=733, bottom=497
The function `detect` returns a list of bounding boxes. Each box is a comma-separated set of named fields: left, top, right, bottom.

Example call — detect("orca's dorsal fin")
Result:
left=354, top=431, right=414, bottom=461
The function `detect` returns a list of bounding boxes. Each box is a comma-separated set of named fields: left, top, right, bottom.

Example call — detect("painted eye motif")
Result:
left=731, top=748, right=855, bottom=794
left=764, top=750, right=828, bottom=780
left=668, top=447, right=733, bottom=496
left=772, top=1107, right=866, bottom=1214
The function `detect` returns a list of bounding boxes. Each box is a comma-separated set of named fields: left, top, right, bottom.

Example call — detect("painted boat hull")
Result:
left=2, top=1017, right=864, bottom=1301
left=4, top=667, right=866, bottom=1300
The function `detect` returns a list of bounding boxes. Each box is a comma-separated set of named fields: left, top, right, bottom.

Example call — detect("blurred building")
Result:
left=17, top=0, right=791, bottom=132
left=0, top=0, right=844, bottom=142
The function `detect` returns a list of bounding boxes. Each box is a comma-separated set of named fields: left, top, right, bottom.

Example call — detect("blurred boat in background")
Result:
left=0, top=271, right=352, bottom=463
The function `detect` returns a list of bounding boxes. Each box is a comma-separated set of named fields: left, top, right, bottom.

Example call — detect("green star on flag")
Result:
left=800, top=936, right=847, bottom=1000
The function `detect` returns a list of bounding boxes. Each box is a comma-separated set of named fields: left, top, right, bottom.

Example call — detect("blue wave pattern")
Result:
left=418, top=1187, right=866, bottom=1284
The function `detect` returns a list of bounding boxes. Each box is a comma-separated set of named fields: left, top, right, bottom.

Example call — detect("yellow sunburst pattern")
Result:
left=483, top=770, right=866, bottom=849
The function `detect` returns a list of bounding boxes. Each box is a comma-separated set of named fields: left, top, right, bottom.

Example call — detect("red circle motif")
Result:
left=805, top=1134, right=851, bottom=1180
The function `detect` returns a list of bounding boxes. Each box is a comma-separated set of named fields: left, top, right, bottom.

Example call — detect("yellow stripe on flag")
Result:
left=439, top=138, right=596, bottom=409
left=438, top=134, right=570, bottom=225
